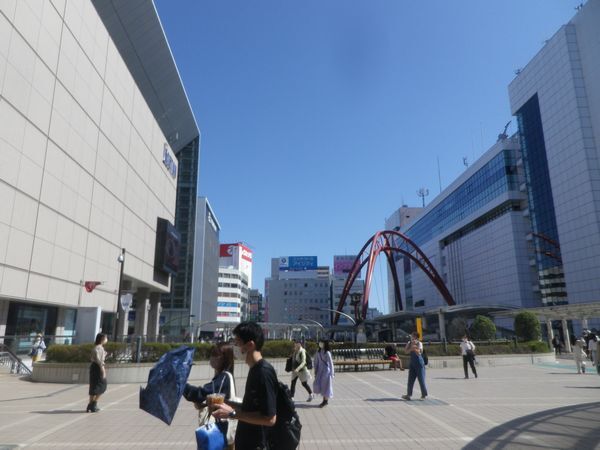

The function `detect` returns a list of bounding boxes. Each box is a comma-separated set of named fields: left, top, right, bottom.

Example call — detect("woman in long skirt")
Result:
left=312, top=339, right=334, bottom=407
left=87, top=333, right=108, bottom=412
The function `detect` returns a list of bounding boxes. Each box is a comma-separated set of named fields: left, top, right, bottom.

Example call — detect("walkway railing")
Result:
left=0, top=343, right=32, bottom=375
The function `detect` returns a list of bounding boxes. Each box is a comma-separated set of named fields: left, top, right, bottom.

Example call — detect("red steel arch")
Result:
left=334, top=230, right=455, bottom=325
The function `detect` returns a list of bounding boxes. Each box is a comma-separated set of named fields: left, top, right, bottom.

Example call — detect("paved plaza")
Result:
left=1, top=361, right=599, bottom=449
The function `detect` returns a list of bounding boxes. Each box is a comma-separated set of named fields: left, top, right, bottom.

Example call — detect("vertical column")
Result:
left=0, top=300, right=9, bottom=343
left=134, top=288, right=150, bottom=340
left=562, top=319, right=572, bottom=353
left=545, top=318, right=554, bottom=352
left=438, top=310, right=446, bottom=342
left=115, top=299, right=129, bottom=341
left=54, top=308, right=66, bottom=344
left=147, top=293, right=162, bottom=341
left=581, top=318, right=589, bottom=331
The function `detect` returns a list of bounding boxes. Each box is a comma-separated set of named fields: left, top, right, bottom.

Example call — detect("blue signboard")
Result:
left=280, top=256, right=318, bottom=271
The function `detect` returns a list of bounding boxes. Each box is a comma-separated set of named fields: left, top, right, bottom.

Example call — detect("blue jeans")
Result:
left=407, top=354, right=427, bottom=397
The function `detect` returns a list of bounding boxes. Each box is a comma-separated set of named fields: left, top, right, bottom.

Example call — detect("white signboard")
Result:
left=120, top=293, right=133, bottom=310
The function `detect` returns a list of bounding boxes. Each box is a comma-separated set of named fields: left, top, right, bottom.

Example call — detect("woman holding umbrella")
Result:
left=87, top=333, right=108, bottom=412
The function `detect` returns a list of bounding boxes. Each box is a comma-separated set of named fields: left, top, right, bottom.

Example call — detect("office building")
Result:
left=216, top=243, right=253, bottom=325
left=265, top=256, right=331, bottom=329
left=186, top=197, right=220, bottom=338
left=247, top=288, right=263, bottom=322
left=0, top=0, right=198, bottom=344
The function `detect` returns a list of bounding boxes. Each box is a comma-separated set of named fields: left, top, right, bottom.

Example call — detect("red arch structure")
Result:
left=334, top=230, right=455, bottom=325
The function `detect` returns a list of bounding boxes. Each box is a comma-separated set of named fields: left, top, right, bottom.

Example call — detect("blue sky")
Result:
left=155, top=0, right=581, bottom=313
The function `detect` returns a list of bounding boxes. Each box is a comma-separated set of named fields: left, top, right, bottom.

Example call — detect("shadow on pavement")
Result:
left=32, top=410, right=85, bottom=414
left=0, top=385, right=80, bottom=403
left=564, top=386, right=600, bottom=389
left=364, top=398, right=403, bottom=402
left=463, top=401, right=600, bottom=450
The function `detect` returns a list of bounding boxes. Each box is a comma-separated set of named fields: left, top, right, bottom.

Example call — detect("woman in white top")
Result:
left=460, top=335, right=478, bottom=379
left=290, top=340, right=314, bottom=401
left=87, top=333, right=108, bottom=412
left=573, top=339, right=588, bottom=374
left=31, top=333, right=46, bottom=363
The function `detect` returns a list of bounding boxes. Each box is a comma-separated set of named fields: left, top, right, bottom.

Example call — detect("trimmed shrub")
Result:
left=448, top=317, right=468, bottom=340
left=470, top=315, right=497, bottom=340
left=261, top=340, right=295, bottom=358
left=514, top=311, right=541, bottom=341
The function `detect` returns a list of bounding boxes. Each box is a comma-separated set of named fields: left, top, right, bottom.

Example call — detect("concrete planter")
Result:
left=32, top=353, right=556, bottom=384
left=32, top=358, right=289, bottom=384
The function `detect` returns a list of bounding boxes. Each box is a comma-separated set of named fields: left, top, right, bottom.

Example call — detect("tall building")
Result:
left=331, top=255, right=364, bottom=325
left=217, top=243, right=253, bottom=325
left=0, top=0, right=197, bottom=344
left=265, top=257, right=331, bottom=330
left=388, top=136, right=535, bottom=313
left=509, top=0, right=600, bottom=321
left=247, top=288, right=264, bottom=322
left=187, top=197, right=220, bottom=338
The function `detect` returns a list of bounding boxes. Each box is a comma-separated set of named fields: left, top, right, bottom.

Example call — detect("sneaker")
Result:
left=401, top=395, right=411, bottom=401
left=420, top=395, right=427, bottom=400
left=319, top=400, right=328, bottom=408
left=307, top=393, right=314, bottom=402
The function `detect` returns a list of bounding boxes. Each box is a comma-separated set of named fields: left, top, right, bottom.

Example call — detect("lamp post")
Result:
left=299, top=318, right=325, bottom=341
left=309, top=306, right=357, bottom=344
left=113, top=248, right=126, bottom=341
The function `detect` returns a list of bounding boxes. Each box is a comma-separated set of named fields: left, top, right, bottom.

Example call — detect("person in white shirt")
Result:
left=573, top=339, right=587, bottom=374
left=459, top=335, right=478, bottom=379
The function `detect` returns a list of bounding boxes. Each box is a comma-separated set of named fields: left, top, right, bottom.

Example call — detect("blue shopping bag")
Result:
left=195, top=423, right=226, bottom=450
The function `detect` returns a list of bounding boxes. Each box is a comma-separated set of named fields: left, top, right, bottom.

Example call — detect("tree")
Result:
left=470, top=315, right=496, bottom=340
left=448, top=316, right=468, bottom=340
left=514, top=311, right=541, bottom=341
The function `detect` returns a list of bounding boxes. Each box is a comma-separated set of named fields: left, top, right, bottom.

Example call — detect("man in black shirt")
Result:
left=212, top=322, right=277, bottom=450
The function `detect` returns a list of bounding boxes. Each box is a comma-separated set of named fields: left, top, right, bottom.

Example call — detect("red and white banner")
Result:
left=84, top=281, right=102, bottom=293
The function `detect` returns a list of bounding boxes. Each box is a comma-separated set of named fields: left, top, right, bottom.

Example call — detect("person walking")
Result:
left=573, top=339, right=587, bottom=374
left=183, top=343, right=236, bottom=449
left=552, top=335, right=562, bottom=356
left=211, top=322, right=278, bottom=450
left=290, top=340, right=314, bottom=402
left=87, top=333, right=108, bottom=412
left=588, top=334, right=598, bottom=367
left=402, top=331, right=428, bottom=401
left=313, top=339, right=334, bottom=408
left=460, top=335, right=478, bottom=379
left=30, top=333, right=46, bottom=363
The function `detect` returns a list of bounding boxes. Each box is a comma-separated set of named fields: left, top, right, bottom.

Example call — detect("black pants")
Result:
left=290, top=377, right=312, bottom=397
left=463, top=355, right=477, bottom=378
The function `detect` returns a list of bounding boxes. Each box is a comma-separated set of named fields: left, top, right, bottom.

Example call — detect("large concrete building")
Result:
left=265, top=257, right=331, bottom=330
left=0, top=0, right=198, bottom=345
left=384, top=0, right=600, bottom=337
left=509, top=0, right=600, bottom=332
left=186, top=197, right=220, bottom=338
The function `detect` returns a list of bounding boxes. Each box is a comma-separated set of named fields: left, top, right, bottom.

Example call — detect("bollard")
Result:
left=443, top=338, right=448, bottom=354
left=136, top=336, right=142, bottom=363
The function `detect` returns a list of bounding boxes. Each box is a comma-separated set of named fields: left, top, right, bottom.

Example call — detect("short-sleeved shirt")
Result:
left=235, top=359, right=278, bottom=450
left=91, top=345, right=106, bottom=367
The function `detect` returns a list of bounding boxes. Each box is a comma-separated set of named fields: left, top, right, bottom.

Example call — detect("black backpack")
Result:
left=266, top=381, right=302, bottom=450
left=305, top=352, right=313, bottom=370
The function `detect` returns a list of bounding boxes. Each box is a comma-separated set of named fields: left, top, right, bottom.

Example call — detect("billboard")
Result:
left=333, top=255, right=356, bottom=277
left=154, top=218, right=181, bottom=275
left=279, top=256, right=318, bottom=271
left=220, top=243, right=252, bottom=262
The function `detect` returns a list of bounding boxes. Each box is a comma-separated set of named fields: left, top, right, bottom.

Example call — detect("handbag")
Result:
left=285, top=356, right=293, bottom=373
left=198, top=371, right=239, bottom=446
left=195, top=422, right=226, bottom=450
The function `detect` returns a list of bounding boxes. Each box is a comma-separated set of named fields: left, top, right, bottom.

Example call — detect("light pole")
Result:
left=309, top=306, right=357, bottom=344
left=113, top=248, right=125, bottom=341
left=299, top=318, right=325, bottom=341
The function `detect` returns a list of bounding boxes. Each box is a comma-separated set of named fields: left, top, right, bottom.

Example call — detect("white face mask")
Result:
left=233, top=344, right=245, bottom=361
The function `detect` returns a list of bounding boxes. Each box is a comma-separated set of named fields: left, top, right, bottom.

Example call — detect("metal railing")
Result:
left=0, top=343, right=32, bottom=375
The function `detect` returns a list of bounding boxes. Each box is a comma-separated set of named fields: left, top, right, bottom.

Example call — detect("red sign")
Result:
left=220, top=243, right=253, bottom=262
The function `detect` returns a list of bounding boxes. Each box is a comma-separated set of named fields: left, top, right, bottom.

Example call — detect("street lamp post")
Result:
left=113, top=248, right=125, bottom=341
left=299, top=318, right=325, bottom=341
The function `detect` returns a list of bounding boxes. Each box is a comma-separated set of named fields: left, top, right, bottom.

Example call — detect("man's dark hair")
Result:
left=233, top=321, right=264, bottom=351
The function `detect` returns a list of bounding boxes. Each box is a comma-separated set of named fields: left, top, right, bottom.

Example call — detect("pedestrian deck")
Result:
left=0, top=360, right=598, bottom=449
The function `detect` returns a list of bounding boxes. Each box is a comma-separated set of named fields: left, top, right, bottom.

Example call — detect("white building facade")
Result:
left=216, top=243, right=253, bottom=325
left=0, top=0, right=197, bottom=345
left=509, top=0, right=600, bottom=331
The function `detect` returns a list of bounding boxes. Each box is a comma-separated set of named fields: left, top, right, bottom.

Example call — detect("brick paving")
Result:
left=0, top=360, right=599, bottom=449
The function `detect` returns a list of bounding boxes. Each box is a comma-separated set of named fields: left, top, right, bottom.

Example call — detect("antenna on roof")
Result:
left=463, top=157, right=469, bottom=167
left=416, top=188, right=429, bottom=208
left=497, top=120, right=511, bottom=142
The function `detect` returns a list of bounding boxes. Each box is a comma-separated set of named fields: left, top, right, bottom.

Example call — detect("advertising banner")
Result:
left=279, top=256, right=317, bottom=271
left=333, top=255, right=356, bottom=277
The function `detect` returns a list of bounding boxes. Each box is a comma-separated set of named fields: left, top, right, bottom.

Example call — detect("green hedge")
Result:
left=44, top=339, right=550, bottom=363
